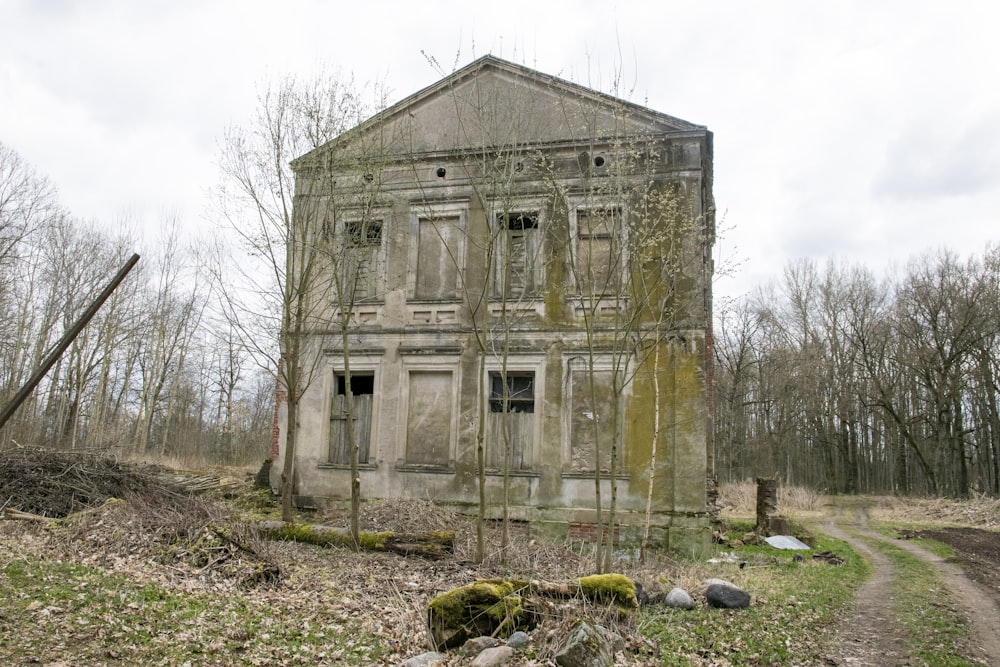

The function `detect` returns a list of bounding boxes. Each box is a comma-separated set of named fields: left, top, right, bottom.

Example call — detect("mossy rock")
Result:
left=427, top=580, right=538, bottom=650
left=577, top=573, right=639, bottom=607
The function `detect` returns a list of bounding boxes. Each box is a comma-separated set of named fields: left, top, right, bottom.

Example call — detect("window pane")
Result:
left=575, top=209, right=621, bottom=294
left=489, top=372, right=534, bottom=413
left=343, top=220, right=381, bottom=299
left=486, top=370, right=535, bottom=470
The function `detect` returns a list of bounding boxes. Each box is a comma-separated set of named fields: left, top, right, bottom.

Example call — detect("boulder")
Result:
left=705, top=579, right=751, bottom=609
left=554, top=620, right=624, bottom=667
left=664, top=587, right=696, bottom=610
left=505, top=630, right=532, bottom=649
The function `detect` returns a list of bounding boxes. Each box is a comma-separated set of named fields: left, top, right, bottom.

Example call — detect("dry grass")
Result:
left=720, top=479, right=1000, bottom=531
left=718, top=480, right=827, bottom=520
left=866, top=493, right=1000, bottom=529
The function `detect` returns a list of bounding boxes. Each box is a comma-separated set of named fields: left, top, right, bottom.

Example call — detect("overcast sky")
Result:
left=2, top=0, right=998, bottom=300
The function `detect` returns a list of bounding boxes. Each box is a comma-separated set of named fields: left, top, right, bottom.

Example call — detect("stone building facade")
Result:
left=274, top=56, right=715, bottom=553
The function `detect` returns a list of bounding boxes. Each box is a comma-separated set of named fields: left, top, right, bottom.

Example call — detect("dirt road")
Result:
left=821, top=508, right=1000, bottom=666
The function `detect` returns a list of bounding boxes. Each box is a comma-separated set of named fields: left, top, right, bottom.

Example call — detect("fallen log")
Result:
left=427, top=574, right=638, bottom=650
left=2, top=507, right=50, bottom=522
left=256, top=520, right=455, bottom=559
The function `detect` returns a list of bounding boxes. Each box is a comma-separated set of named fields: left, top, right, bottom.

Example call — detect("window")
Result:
left=347, top=219, right=382, bottom=246
left=329, top=373, right=374, bottom=465
left=574, top=208, right=622, bottom=295
left=343, top=219, right=382, bottom=300
left=415, top=216, right=462, bottom=299
left=495, top=211, right=540, bottom=298
left=487, top=372, right=535, bottom=470
left=489, top=372, right=535, bottom=413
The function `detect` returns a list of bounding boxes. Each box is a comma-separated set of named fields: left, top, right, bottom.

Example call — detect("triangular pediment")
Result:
left=294, top=56, right=705, bottom=167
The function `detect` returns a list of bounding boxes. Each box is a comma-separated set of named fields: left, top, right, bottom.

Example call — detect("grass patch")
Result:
left=639, top=534, right=868, bottom=665
left=0, top=553, right=384, bottom=665
left=859, top=536, right=975, bottom=666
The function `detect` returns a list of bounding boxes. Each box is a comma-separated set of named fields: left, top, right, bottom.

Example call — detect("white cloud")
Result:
left=2, top=0, right=999, bottom=298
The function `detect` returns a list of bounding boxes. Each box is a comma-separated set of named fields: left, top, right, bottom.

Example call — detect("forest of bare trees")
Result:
left=714, top=247, right=1000, bottom=498
left=0, top=141, right=273, bottom=465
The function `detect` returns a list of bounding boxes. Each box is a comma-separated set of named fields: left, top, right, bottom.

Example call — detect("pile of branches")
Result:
left=1, top=447, right=282, bottom=588
left=0, top=446, right=187, bottom=518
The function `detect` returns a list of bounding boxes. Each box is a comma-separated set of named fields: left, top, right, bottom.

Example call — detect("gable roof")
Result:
left=293, top=55, right=706, bottom=167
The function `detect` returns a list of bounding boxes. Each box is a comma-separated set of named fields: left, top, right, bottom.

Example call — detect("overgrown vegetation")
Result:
left=2, top=460, right=995, bottom=665
left=641, top=533, right=867, bottom=665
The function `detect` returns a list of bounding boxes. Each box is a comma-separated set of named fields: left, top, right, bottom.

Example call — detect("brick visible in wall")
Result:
left=271, top=388, right=286, bottom=461
left=569, top=523, right=620, bottom=544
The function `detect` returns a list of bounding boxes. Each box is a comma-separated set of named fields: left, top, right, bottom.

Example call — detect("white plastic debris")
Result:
left=764, top=535, right=811, bottom=550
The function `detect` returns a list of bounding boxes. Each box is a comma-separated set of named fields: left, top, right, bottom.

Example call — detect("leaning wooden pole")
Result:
left=0, top=253, right=140, bottom=431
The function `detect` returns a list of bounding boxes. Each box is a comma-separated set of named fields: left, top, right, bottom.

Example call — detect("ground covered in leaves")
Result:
left=1, top=449, right=684, bottom=665
left=3, top=453, right=1000, bottom=666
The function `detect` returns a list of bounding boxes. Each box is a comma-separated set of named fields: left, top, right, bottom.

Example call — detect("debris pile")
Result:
left=0, top=447, right=186, bottom=518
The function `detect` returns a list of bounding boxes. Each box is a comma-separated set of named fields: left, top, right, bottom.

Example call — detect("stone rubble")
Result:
left=401, top=576, right=753, bottom=665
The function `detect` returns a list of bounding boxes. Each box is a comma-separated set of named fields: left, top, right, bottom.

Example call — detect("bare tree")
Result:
left=133, top=222, right=205, bottom=456
left=0, top=142, right=58, bottom=273
left=213, top=71, right=377, bottom=522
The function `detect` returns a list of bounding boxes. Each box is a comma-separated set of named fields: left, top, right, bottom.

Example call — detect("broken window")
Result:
left=329, top=373, right=374, bottom=465
left=574, top=208, right=622, bottom=295
left=495, top=211, right=540, bottom=298
left=342, top=219, right=382, bottom=300
left=415, top=216, right=462, bottom=299
left=404, top=370, right=453, bottom=466
left=487, top=372, right=535, bottom=470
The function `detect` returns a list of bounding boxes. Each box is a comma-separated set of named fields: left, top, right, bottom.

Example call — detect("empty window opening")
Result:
left=337, top=374, right=374, bottom=395
left=496, top=212, right=540, bottom=297
left=498, top=211, right=538, bottom=231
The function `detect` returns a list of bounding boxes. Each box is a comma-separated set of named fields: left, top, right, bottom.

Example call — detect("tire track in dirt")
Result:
left=821, top=506, right=1000, bottom=666
left=821, top=518, right=910, bottom=666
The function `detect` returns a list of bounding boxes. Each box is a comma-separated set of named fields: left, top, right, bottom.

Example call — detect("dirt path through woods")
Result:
left=820, top=506, right=1000, bottom=666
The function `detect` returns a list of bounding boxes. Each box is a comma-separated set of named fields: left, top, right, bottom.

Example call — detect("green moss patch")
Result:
left=427, top=580, right=537, bottom=650
left=578, top=573, right=639, bottom=607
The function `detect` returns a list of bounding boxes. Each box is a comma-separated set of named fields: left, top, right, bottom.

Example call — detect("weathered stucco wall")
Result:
left=273, top=57, right=714, bottom=554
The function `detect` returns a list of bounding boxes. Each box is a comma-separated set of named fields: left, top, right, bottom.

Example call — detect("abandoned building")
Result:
left=273, top=55, right=715, bottom=553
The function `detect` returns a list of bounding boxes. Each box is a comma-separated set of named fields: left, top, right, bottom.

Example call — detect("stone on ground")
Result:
left=705, top=578, right=751, bottom=609
left=664, top=587, right=696, bottom=609
left=471, top=645, right=515, bottom=666
left=554, top=620, right=624, bottom=667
